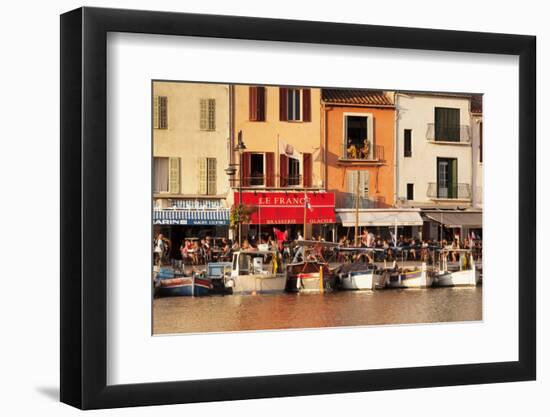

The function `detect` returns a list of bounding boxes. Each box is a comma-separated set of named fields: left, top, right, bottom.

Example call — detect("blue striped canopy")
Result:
left=153, top=209, right=230, bottom=226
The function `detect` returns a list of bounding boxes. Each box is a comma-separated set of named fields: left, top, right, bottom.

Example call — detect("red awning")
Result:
left=235, top=192, right=335, bottom=225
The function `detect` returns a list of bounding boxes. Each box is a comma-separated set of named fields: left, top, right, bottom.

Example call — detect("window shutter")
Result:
left=200, top=99, right=207, bottom=130
left=257, top=87, right=266, bottom=121
left=450, top=159, right=458, bottom=198
left=302, top=88, right=311, bottom=122
left=302, top=152, right=312, bottom=187
left=168, top=157, right=180, bottom=194
left=265, top=152, right=275, bottom=187
left=249, top=87, right=258, bottom=121
left=159, top=96, right=168, bottom=129
left=208, top=99, right=216, bottom=130
left=241, top=152, right=251, bottom=187
left=207, top=158, right=217, bottom=195
left=279, top=88, right=288, bottom=121
left=198, top=158, right=207, bottom=195
left=153, top=96, right=159, bottom=129
left=279, top=154, right=288, bottom=187
left=360, top=171, right=369, bottom=199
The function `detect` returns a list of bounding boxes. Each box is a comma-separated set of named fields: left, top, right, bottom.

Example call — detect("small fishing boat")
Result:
left=226, top=250, right=286, bottom=294
left=387, top=262, right=434, bottom=288
left=433, top=249, right=480, bottom=287
left=155, top=266, right=212, bottom=296
left=285, top=260, right=336, bottom=292
left=336, top=247, right=388, bottom=290
left=206, top=262, right=233, bottom=294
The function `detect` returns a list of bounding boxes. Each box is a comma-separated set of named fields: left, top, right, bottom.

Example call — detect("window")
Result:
left=407, top=183, right=414, bottom=200
left=200, top=98, right=216, bottom=131
left=434, top=107, right=460, bottom=141
left=199, top=157, right=217, bottom=195
left=287, top=89, right=301, bottom=121
left=154, top=157, right=180, bottom=193
left=249, top=86, right=266, bottom=121
left=250, top=154, right=264, bottom=186
left=153, top=96, right=168, bottom=129
left=279, top=88, right=311, bottom=122
left=344, top=115, right=372, bottom=159
left=404, top=129, right=412, bottom=157
left=288, top=157, right=300, bottom=186
left=437, top=158, right=458, bottom=198
left=479, top=121, right=483, bottom=163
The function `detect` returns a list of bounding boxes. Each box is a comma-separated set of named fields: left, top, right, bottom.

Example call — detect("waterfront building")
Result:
left=230, top=85, right=335, bottom=241
left=322, top=89, right=422, bottom=242
left=471, top=94, right=483, bottom=210
left=394, top=92, right=481, bottom=240
left=152, top=82, right=231, bottom=255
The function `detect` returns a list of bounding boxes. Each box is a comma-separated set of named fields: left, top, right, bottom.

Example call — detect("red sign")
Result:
left=235, top=192, right=335, bottom=225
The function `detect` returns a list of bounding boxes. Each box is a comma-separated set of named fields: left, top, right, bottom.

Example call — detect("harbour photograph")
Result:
left=151, top=82, right=483, bottom=335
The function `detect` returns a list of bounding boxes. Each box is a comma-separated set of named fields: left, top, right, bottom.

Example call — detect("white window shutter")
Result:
left=200, top=99, right=207, bottom=130
left=168, top=157, right=180, bottom=194
left=153, top=95, right=159, bottom=129
left=207, top=158, right=217, bottom=195
left=199, top=158, right=207, bottom=195
left=208, top=99, right=216, bottom=130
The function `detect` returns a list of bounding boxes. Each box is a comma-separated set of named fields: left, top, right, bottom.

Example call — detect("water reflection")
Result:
left=153, top=287, right=482, bottom=335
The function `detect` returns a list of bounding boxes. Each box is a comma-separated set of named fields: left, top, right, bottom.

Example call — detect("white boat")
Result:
left=434, top=250, right=480, bottom=287
left=336, top=248, right=388, bottom=290
left=226, top=250, right=286, bottom=294
left=387, top=262, right=434, bottom=288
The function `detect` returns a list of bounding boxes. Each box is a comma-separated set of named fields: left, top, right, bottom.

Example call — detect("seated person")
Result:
left=346, top=139, right=357, bottom=159
left=360, top=139, right=371, bottom=159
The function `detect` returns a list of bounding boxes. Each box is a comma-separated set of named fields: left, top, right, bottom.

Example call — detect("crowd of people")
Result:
left=153, top=228, right=482, bottom=268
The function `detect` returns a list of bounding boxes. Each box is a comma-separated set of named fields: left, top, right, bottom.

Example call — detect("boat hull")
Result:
left=158, top=277, right=211, bottom=296
left=387, top=268, right=433, bottom=288
left=228, top=274, right=287, bottom=294
left=339, top=271, right=387, bottom=290
left=435, top=268, right=479, bottom=287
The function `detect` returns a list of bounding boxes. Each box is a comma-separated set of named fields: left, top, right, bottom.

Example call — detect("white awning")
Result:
left=423, top=211, right=482, bottom=228
left=336, top=209, right=423, bottom=227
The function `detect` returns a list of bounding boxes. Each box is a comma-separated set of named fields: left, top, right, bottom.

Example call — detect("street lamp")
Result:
left=226, top=130, right=246, bottom=246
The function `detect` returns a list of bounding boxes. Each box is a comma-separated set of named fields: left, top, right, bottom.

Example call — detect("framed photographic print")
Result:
left=60, top=6, right=536, bottom=409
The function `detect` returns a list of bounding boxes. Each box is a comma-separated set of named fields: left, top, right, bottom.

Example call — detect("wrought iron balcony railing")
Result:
left=230, top=174, right=304, bottom=188
left=426, top=182, right=471, bottom=199
left=426, top=123, right=471, bottom=143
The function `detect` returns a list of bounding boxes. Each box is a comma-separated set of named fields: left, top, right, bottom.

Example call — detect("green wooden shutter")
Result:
left=200, top=99, right=207, bottom=130
left=451, top=159, right=458, bottom=198
left=168, top=157, right=180, bottom=194
left=207, top=158, right=217, bottom=195
left=153, top=96, right=159, bottom=129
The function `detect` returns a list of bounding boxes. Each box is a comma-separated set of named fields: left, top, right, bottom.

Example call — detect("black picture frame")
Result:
left=60, top=6, right=536, bottom=410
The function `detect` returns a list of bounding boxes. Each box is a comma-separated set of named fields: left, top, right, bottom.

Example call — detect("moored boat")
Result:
left=226, top=250, right=286, bottom=294
left=336, top=248, right=388, bottom=290
left=285, top=261, right=336, bottom=292
left=387, top=262, right=434, bottom=288
left=433, top=249, right=480, bottom=287
left=155, top=266, right=212, bottom=296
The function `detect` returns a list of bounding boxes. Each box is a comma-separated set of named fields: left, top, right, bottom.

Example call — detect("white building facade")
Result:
left=395, top=93, right=480, bottom=240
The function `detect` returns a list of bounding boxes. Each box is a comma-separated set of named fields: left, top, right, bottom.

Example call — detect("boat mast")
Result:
left=354, top=171, right=360, bottom=246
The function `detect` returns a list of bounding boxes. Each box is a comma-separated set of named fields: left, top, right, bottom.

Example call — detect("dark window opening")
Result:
left=404, top=129, right=412, bottom=157
left=437, top=157, right=458, bottom=198
left=345, top=115, right=370, bottom=159
left=287, top=89, right=301, bottom=121
left=250, top=154, right=264, bottom=186
left=407, top=183, right=414, bottom=200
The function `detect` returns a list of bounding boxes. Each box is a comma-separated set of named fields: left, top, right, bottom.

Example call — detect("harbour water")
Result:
left=153, top=286, right=482, bottom=334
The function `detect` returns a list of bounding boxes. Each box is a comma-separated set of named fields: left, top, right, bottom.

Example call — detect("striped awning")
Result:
left=153, top=209, right=230, bottom=226
left=423, top=211, right=482, bottom=228
left=336, top=209, right=423, bottom=227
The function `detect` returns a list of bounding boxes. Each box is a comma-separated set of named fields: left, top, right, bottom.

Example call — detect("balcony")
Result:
left=231, top=174, right=305, bottom=189
left=339, top=144, right=384, bottom=163
left=426, top=124, right=471, bottom=144
left=337, top=193, right=387, bottom=209
left=427, top=182, right=471, bottom=200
